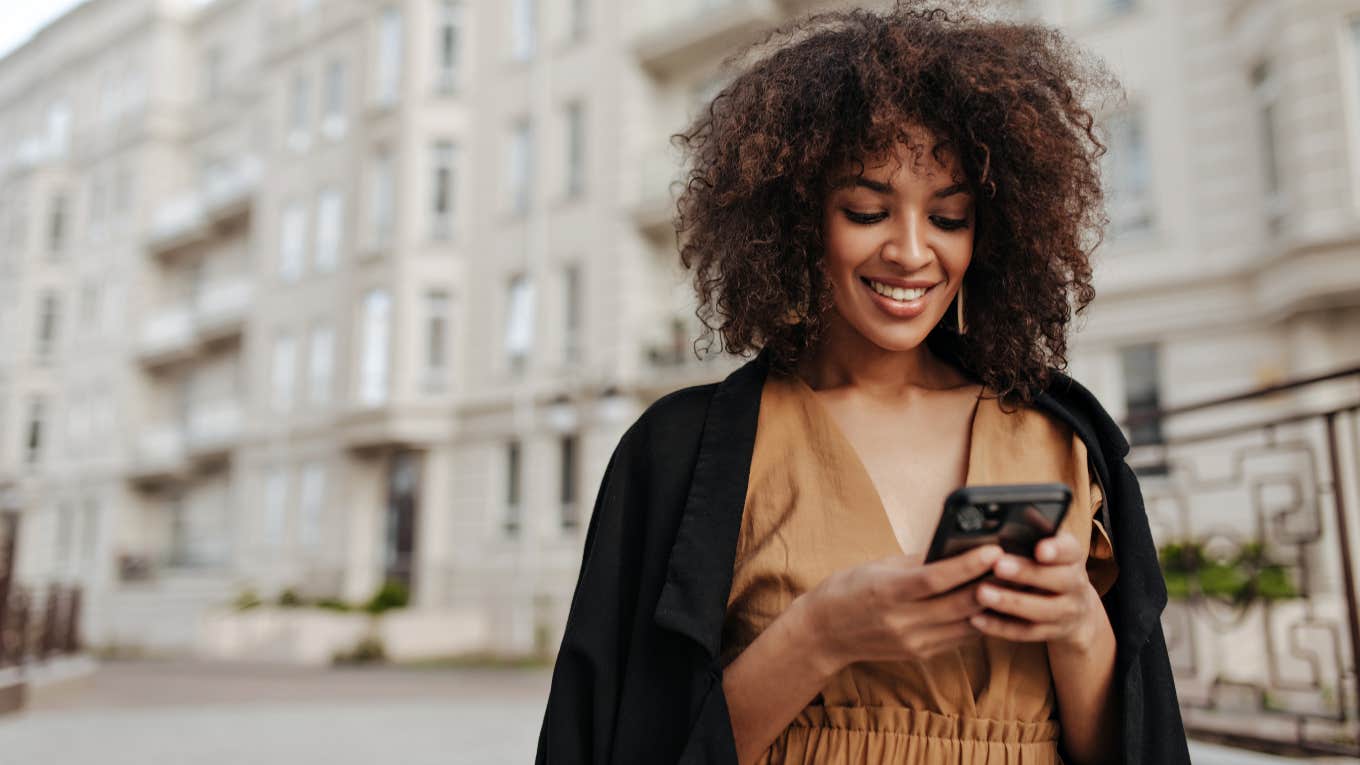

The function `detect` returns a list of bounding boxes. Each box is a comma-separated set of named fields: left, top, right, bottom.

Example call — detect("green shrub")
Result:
left=1157, top=539, right=1300, bottom=603
left=333, top=634, right=387, bottom=665
left=277, top=588, right=305, bottom=608
left=314, top=597, right=351, bottom=612
left=233, top=588, right=262, bottom=611
left=364, top=580, right=409, bottom=614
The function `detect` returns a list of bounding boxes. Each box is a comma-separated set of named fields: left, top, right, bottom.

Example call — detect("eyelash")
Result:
left=843, top=210, right=970, bottom=231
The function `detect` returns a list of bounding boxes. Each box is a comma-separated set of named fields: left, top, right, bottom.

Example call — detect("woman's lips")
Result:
left=860, top=276, right=936, bottom=319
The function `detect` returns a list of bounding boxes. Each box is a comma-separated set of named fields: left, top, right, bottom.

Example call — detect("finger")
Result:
left=970, top=611, right=1061, bottom=642
left=1034, top=531, right=1083, bottom=565
left=976, top=582, right=1079, bottom=625
left=992, top=554, right=1087, bottom=595
left=907, top=544, right=1003, bottom=599
left=903, top=619, right=983, bottom=660
left=919, top=582, right=989, bottom=625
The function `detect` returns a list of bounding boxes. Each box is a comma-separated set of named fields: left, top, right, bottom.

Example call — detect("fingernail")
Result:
left=978, top=586, right=999, bottom=604
left=996, top=558, right=1019, bottom=577
left=1037, top=543, right=1052, bottom=562
left=971, top=614, right=988, bottom=628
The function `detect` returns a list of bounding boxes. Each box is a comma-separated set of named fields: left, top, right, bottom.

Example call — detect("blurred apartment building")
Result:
left=0, top=0, right=1357, bottom=659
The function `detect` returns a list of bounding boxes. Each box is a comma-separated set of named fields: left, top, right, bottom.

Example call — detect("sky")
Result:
left=0, top=0, right=89, bottom=61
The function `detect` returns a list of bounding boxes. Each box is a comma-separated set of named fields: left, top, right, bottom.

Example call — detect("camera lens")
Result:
left=957, top=506, right=984, bottom=532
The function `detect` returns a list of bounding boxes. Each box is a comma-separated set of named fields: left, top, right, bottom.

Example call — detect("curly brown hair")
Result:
left=673, top=0, right=1121, bottom=403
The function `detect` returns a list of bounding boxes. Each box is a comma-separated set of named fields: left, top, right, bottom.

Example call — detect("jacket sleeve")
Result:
left=1109, top=458, right=1192, bottom=765
left=536, top=424, right=646, bottom=765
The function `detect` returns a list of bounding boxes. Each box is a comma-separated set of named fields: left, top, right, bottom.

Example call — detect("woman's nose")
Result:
left=879, top=214, right=933, bottom=270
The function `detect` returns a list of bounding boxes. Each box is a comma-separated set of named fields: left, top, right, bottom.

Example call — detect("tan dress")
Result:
left=720, top=371, right=1119, bottom=764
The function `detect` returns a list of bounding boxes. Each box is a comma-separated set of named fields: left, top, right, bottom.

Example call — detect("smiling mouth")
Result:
left=859, top=276, right=936, bottom=302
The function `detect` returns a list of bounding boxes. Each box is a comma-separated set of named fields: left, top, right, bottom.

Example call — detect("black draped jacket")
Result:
left=536, top=347, right=1190, bottom=764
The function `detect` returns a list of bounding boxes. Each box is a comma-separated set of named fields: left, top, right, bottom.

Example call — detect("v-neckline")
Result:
left=787, top=372, right=987, bottom=559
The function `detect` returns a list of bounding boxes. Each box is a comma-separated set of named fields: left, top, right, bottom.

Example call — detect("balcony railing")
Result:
left=129, top=426, right=188, bottom=482
left=1, top=511, right=84, bottom=713
left=185, top=401, right=243, bottom=456
left=147, top=157, right=259, bottom=254
left=1126, top=365, right=1360, bottom=755
left=634, top=0, right=780, bottom=77
left=136, top=307, right=195, bottom=366
left=193, top=278, right=252, bottom=340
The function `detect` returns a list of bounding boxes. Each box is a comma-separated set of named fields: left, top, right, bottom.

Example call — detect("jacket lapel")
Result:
left=653, top=347, right=771, bottom=659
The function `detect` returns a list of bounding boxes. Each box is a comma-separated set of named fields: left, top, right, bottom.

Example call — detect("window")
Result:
left=80, top=281, right=99, bottom=327
left=55, top=501, right=75, bottom=570
left=271, top=332, right=297, bottom=412
left=424, top=290, right=451, bottom=392
left=1251, top=60, right=1284, bottom=232
left=88, top=173, right=107, bottom=241
left=81, top=498, right=99, bottom=565
left=307, top=323, right=334, bottom=405
left=564, top=100, right=585, bottom=198
left=369, top=150, right=395, bottom=248
left=569, top=0, right=588, bottom=41
left=315, top=187, right=343, bottom=271
left=359, top=289, right=391, bottom=405
left=25, top=396, right=45, bottom=465
left=435, top=2, right=464, bottom=93
left=505, top=440, right=521, bottom=535
left=48, top=191, right=67, bottom=256
left=1102, top=108, right=1153, bottom=239
left=202, top=47, right=224, bottom=100
left=262, top=467, right=288, bottom=546
left=1119, top=343, right=1163, bottom=448
left=505, top=274, right=534, bottom=375
left=562, top=263, right=581, bottom=364
left=375, top=7, right=403, bottom=106
left=47, top=101, right=70, bottom=159
left=508, top=119, right=533, bottom=214
left=322, top=58, right=347, bottom=138
left=430, top=140, right=457, bottom=240
left=35, top=291, right=59, bottom=362
left=511, top=0, right=536, bottom=61
left=279, top=202, right=307, bottom=281
left=559, top=434, right=578, bottom=529
left=287, top=72, right=311, bottom=151
left=299, top=461, right=326, bottom=548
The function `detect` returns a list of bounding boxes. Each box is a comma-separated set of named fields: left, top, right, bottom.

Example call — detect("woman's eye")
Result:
left=844, top=209, right=886, bottom=224
left=932, top=216, right=970, bottom=231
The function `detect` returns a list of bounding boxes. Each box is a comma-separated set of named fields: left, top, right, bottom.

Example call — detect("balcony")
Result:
left=1128, top=365, right=1360, bottom=755
left=147, top=157, right=260, bottom=256
left=632, top=149, right=682, bottom=240
left=127, top=426, right=188, bottom=484
left=337, top=404, right=454, bottom=454
left=194, top=278, right=253, bottom=342
left=137, top=307, right=196, bottom=367
left=634, top=0, right=780, bottom=78
left=185, top=401, right=243, bottom=458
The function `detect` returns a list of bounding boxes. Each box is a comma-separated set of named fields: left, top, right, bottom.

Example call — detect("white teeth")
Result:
left=867, top=279, right=928, bottom=301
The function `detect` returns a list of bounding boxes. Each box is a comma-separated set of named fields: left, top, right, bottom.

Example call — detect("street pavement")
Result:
left=0, top=659, right=1351, bottom=764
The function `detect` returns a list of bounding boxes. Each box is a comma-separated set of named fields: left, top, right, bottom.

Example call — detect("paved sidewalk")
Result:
left=0, top=660, right=1349, bottom=764
left=0, top=660, right=554, bottom=765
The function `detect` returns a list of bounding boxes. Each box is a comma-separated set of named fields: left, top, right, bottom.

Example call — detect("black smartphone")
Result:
left=923, top=482, right=1072, bottom=563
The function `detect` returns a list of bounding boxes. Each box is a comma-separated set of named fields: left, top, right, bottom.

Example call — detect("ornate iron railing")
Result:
left=0, top=511, right=83, bottom=673
left=1125, top=366, right=1360, bottom=755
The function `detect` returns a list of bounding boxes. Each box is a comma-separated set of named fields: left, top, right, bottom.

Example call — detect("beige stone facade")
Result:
left=1, top=0, right=1358, bottom=658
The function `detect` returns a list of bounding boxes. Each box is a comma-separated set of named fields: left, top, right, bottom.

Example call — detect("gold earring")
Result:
left=956, top=285, right=966, bottom=335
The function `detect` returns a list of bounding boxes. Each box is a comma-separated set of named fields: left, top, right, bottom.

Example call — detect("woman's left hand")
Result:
left=969, top=531, right=1107, bottom=652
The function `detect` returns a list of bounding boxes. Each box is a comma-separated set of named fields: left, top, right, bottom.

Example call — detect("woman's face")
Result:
left=820, top=127, right=975, bottom=354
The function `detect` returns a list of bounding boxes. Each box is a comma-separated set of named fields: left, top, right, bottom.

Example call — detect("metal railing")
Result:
left=1125, top=366, right=1360, bottom=755
left=0, top=512, right=83, bottom=673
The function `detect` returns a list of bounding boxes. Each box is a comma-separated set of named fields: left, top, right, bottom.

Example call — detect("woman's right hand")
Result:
left=796, top=544, right=1003, bottom=672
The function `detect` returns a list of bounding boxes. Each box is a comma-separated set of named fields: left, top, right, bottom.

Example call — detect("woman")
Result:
left=537, top=4, right=1187, bottom=764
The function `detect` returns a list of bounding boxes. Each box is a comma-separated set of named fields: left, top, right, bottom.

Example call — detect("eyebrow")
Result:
left=852, top=178, right=972, bottom=199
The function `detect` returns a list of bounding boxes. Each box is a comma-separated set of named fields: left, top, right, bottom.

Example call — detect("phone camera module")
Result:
left=957, top=505, right=985, bottom=533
